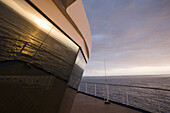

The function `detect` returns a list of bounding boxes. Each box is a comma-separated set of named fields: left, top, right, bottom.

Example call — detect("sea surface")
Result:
left=79, top=75, right=170, bottom=113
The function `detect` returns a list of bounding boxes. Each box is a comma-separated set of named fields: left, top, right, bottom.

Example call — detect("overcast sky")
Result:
left=82, top=0, right=170, bottom=76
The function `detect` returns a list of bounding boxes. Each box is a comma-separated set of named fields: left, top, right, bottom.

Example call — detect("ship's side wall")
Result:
left=0, top=61, right=67, bottom=113
left=0, top=1, right=88, bottom=113
left=58, top=87, right=77, bottom=113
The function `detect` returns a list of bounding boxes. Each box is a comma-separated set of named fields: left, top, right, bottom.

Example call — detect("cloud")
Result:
left=82, top=0, right=170, bottom=76
left=125, top=0, right=135, bottom=11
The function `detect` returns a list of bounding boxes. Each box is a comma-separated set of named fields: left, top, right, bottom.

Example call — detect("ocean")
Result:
left=79, top=75, right=170, bottom=113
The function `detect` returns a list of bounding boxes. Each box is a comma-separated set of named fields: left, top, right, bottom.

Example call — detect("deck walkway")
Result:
left=71, top=93, right=144, bottom=113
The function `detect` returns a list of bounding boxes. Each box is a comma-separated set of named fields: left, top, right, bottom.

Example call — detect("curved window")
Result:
left=68, top=50, right=86, bottom=89
left=0, top=0, right=79, bottom=81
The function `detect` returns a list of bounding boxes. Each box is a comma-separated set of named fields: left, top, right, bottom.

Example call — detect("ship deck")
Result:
left=71, top=92, right=145, bottom=113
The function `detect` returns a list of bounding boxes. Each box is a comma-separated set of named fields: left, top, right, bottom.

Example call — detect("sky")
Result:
left=82, top=0, right=170, bottom=76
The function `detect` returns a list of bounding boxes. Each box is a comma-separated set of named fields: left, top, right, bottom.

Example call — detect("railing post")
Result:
left=94, top=84, right=96, bottom=96
left=102, top=86, right=105, bottom=98
left=78, top=85, right=80, bottom=91
left=104, top=84, right=110, bottom=104
left=107, top=85, right=109, bottom=100
left=86, top=83, right=87, bottom=93
left=126, top=87, right=129, bottom=105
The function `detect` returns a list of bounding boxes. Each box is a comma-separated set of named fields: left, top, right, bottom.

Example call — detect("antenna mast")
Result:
left=104, top=59, right=110, bottom=104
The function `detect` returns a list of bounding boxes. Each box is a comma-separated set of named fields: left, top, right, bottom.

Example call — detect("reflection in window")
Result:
left=68, top=50, right=86, bottom=89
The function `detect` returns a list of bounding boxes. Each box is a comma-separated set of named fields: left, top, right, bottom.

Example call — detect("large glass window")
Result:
left=0, top=0, right=79, bottom=81
left=68, top=50, right=86, bottom=89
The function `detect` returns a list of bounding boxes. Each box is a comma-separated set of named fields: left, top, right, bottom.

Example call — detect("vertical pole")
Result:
left=104, top=59, right=110, bottom=104
left=86, top=83, right=87, bottom=93
left=94, top=84, right=96, bottom=96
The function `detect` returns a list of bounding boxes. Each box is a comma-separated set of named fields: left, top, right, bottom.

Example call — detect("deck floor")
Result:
left=71, top=93, right=143, bottom=113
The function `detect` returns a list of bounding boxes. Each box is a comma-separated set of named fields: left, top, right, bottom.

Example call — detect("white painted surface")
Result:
left=66, top=0, right=92, bottom=54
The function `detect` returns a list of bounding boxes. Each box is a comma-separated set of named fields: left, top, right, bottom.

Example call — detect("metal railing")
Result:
left=78, top=82, right=170, bottom=113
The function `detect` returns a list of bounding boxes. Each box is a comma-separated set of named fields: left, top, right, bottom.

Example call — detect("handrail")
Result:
left=79, top=81, right=170, bottom=113
left=80, top=81, right=170, bottom=91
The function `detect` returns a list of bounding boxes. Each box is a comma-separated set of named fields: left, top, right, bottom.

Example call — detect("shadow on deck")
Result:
left=71, top=92, right=147, bottom=113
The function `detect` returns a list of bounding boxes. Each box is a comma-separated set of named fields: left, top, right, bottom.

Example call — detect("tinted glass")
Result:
left=0, top=0, right=79, bottom=81
left=68, top=50, right=86, bottom=89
